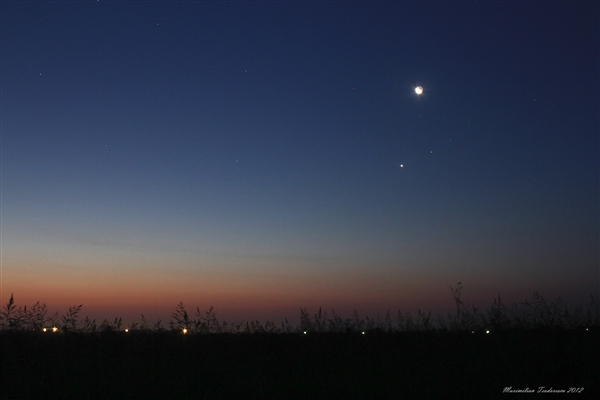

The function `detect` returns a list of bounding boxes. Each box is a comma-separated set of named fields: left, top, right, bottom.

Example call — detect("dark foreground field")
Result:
left=1, top=328, right=598, bottom=400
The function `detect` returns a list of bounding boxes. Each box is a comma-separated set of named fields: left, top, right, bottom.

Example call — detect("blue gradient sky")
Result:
left=2, top=1, right=598, bottom=325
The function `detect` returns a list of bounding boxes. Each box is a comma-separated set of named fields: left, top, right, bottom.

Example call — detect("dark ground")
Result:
left=1, top=329, right=598, bottom=399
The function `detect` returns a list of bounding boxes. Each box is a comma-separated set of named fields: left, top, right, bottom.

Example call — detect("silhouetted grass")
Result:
left=1, top=287, right=599, bottom=399
left=2, top=284, right=598, bottom=333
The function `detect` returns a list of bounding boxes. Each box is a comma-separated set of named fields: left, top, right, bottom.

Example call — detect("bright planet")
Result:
left=415, top=86, right=423, bottom=95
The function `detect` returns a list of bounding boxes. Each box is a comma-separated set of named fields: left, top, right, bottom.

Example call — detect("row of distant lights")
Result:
left=41, top=327, right=186, bottom=333
left=42, top=327, right=590, bottom=334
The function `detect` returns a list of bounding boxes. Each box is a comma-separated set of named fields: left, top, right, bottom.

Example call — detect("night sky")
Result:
left=2, top=1, right=598, bottom=325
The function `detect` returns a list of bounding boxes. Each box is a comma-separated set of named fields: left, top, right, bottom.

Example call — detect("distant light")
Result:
left=182, top=328, right=188, bottom=334
left=471, top=331, right=475, bottom=334
left=43, top=328, right=48, bottom=332
left=303, top=331, right=307, bottom=335
left=362, top=332, right=365, bottom=335
left=52, top=327, right=58, bottom=332
left=124, top=329, right=129, bottom=333
left=400, top=164, right=404, bottom=168
left=586, top=328, right=589, bottom=331
left=415, top=86, right=423, bottom=95
left=486, top=330, right=490, bottom=334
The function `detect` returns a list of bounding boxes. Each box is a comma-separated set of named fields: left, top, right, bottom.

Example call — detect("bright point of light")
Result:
left=415, top=86, right=423, bottom=95
left=303, top=331, right=307, bottom=335
left=400, top=164, right=404, bottom=168
left=486, top=330, right=490, bottom=334
left=124, top=328, right=129, bottom=333
left=52, top=327, right=58, bottom=332
left=43, top=328, right=47, bottom=332
left=182, top=328, right=188, bottom=334
left=362, top=332, right=365, bottom=335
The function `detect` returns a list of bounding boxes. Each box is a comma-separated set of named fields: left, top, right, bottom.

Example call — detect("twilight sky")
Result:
left=1, top=1, right=598, bottom=325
